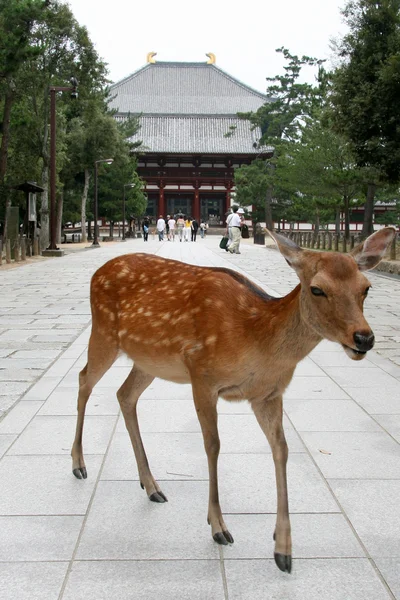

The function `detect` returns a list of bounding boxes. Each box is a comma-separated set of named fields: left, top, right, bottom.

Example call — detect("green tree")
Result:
left=332, top=0, right=400, bottom=235
left=231, top=48, right=325, bottom=229
left=1, top=0, right=109, bottom=248
left=98, top=153, right=147, bottom=238
left=280, top=115, right=364, bottom=237
left=0, top=0, right=49, bottom=238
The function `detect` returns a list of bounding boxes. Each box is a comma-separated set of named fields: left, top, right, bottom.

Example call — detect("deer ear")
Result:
left=267, top=230, right=303, bottom=270
left=351, top=227, right=396, bottom=271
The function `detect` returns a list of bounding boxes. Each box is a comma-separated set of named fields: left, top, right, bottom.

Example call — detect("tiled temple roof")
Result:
left=119, top=115, right=271, bottom=155
left=109, top=61, right=271, bottom=154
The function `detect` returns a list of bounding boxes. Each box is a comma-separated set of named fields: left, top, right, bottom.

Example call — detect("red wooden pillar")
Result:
left=158, top=183, right=165, bottom=217
left=193, top=184, right=200, bottom=221
left=225, top=181, right=232, bottom=214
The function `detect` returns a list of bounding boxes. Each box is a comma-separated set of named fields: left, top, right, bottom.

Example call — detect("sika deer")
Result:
left=71, top=227, right=395, bottom=573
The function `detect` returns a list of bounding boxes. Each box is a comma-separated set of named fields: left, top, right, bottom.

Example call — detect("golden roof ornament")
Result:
left=147, top=52, right=157, bottom=64
left=206, top=53, right=216, bottom=64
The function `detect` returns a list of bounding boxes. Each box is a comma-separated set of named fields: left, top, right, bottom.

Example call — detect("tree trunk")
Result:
left=39, top=165, right=49, bottom=250
left=343, top=195, right=350, bottom=240
left=0, top=86, right=15, bottom=243
left=265, top=186, right=274, bottom=230
left=56, top=190, right=63, bottom=244
left=335, top=206, right=340, bottom=234
left=313, top=209, right=320, bottom=245
left=80, top=169, right=90, bottom=242
left=362, top=183, right=375, bottom=237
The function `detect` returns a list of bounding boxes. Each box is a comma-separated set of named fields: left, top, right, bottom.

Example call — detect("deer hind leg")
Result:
left=71, top=331, right=118, bottom=479
left=252, top=395, right=292, bottom=573
left=192, top=384, right=233, bottom=545
left=117, top=366, right=167, bottom=503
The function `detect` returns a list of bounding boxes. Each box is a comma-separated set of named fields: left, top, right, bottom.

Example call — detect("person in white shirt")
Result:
left=227, top=208, right=244, bottom=254
left=226, top=207, right=237, bottom=250
left=168, top=216, right=176, bottom=241
left=176, top=215, right=185, bottom=241
left=156, top=215, right=165, bottom=241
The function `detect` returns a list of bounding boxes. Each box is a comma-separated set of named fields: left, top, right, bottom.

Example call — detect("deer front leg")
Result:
left=252, top=395, right=292, bottom=573
left=192, top=387, right=233, bottom=545
left=117, top=366, right=167, bottom=503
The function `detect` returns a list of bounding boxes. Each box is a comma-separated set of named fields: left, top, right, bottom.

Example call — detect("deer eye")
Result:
left=311, top=286, right=327, bottom=297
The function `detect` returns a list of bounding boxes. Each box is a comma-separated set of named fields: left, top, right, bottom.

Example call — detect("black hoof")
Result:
left=274, top=552, right=292, bottom=573
left=140, top=482, right=144, bottom=490
left=213, top=532, right=229, bottom=546
left=149, top=491, right=168, bottom=503
left=72, top=467, right=87, bottom=479
left=273, top=531, right=276, bottom=541
left=223, top=530, right=234, bottom=544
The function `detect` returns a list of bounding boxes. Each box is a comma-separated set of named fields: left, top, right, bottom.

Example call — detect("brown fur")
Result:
left=70, top=227, right=395, bottom=572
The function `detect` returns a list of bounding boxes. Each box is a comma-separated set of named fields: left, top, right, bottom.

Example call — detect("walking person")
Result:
left=168, top=215, right=176, bottom=241
left=184, top=217, right=192, bottom=242
left=199, top=220, right=206, bottom=238
left=191, top=218, right=199, bottom=241
left=156, top=215, right=165, bottom=241
left=227, top=207, right=244, bottom=254
left=226, top=206, right=238, bottom=251
left=165, top=216, right=170, bottom=240
left=142, top=216, right=150, bottom=242
left=177, top=214, right=185, bottom=242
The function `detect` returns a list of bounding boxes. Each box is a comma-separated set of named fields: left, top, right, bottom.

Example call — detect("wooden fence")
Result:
left=283, top=231, right=398, bottom=261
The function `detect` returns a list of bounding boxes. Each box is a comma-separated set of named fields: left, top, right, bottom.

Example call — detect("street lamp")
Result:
left=92, top=158, right=114, bottom=247
left=44, top=77, right=78, bottom=255
left=122, top=183, right=134, bottom=241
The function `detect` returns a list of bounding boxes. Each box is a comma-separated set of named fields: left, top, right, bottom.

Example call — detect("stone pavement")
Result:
left=0, top=236, right=400, bottom=600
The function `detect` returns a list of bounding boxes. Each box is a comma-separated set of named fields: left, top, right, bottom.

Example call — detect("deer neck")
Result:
left=260, top=284, right=322, bottom=366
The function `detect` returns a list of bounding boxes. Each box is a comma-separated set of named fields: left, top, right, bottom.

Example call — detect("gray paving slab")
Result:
left=75, top=480, right=219, bottom=560
left=62, top=560, right=225, bottom=600
left=0, top=515, right=84, bottom=561
left=0, top=237, right=400, bottom=599
left=0, top=455, right=103, bottom=515
left=284, top=398, right=381, bottom=432
left=375, top=559, right=400, bottom=599
left=0, top=562, right=68, bottom=600
left=329, top=480, right=400, bottom=559
left=224, top=559, right=392, bottom=600
left=300, top=431, right=400, bottom=478
left=221, top=513, right=365, bottom=559
left=218, top=453, right=339, bottom=513
left=373, top=414, right=400, bottom=442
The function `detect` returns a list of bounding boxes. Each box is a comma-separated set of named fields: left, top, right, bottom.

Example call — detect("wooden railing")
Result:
left=283, top=231, right=398, bottom=261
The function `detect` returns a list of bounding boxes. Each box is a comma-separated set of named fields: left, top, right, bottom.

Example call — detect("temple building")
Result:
left=108, top=53, right=272, bottom=225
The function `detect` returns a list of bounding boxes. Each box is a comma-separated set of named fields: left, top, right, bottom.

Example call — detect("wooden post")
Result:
left=6, top=239, right=11, bottom=263
left=21, top=237, right=26, bottom=261
left=33, top=238, right=39, bottom=256
left=350, top=235, right=355, bottom=250
left=322, top=232, right=326, bottom=250
left=334, top=234, right=339, bottom=252
left=0, top=240, right=2, bottom=265
left=14, top=238, right=20, bottom=262
left=308, top=232, right=312, bottom=248
left=342, top=235, right=347, bottom=253
left=328, top=232, right=332, bottom=251
left=316, top=234, right=321, bottom=249
left=390, top=235, right=397, bottom=260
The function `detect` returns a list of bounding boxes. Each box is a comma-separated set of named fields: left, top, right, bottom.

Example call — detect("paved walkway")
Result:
left=0, top=236, right=400, bottom=600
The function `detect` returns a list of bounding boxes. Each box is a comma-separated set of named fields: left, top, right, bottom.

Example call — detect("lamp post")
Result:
left=92, top=158, right=114, bottom=247
left=122, top=183, right=134, bottom=241
left=45, top=78, right=78, bottom=255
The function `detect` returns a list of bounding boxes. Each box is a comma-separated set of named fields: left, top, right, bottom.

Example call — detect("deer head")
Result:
left=268, top=228, right=396, bottom=361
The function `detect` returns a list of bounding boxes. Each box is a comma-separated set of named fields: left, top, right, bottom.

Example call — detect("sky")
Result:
left=65, top=0, right=348, bottom=93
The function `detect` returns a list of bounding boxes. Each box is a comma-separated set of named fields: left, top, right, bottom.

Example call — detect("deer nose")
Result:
left=353, top=331, right=375, bottom=352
